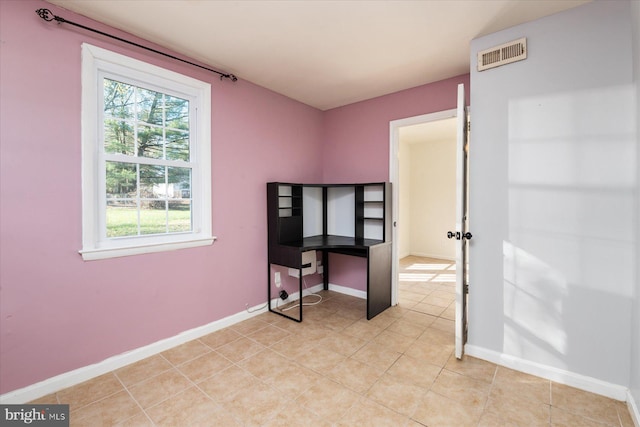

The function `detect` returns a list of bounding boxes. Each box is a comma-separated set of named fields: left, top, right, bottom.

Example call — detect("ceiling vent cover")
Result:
left=477, top=38, right=527, bottom=71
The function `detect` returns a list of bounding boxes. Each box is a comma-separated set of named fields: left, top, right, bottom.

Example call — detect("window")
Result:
left=81, top=44, right=213, bottom=260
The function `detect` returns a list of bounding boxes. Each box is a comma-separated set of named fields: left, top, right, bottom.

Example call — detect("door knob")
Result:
left=462, top=232, right=472, bottom=240
left=447, top=231, right=459, bottom=240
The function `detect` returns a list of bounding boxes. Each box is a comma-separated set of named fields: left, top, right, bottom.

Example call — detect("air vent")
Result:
left=477, top=38, right=527, bottom=71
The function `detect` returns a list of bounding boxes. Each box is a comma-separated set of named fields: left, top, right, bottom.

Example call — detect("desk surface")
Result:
left=282, top=234, right=386, bottom=251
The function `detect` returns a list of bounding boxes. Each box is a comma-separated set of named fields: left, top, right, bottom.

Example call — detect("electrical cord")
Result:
left=278, top=276, right=323, bottom=312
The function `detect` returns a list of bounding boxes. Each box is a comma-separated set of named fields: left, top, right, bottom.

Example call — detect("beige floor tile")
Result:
left=215, top=336, right=266, bottom=363
left=405, top=338, right=454, bottom=367
left=264, top=362, right=322, bottom=400
left=57, top=373, right=124, bottom=412
left=551, top=406, right=614, bottom=427
left=422, top=295, right=453, bottom=308
left=237, top=348, right=291, bottom=381
left=218, top=381, right=284, bottom=426
left=387, top=354, right=442, bottom=389
left=418, top=325, right=454, bottom=345
left=270, top=333, right=319, bottom=359
left=342, top=319, right=384, bottom=341
left=115, top=355, right=173, bottom=388
left=401, top=310, right=437, bottom=328
left=262, top=405, right=331, bottom=427
left=431, top=368, right=491, bottom=407
left=246, top=324, right=291, bottom=346
left=551, top=383, right=620, bottom=426
left=113, top=412, right=153, bottom=426
left=69, top=390, right=142, bottom=426
left=492, top=366, right=550, bottom=405
left=297, top=377, right=361, bottom=422
left=177, top=350, right=232, bottom=382
left=372, top=329, right=416, bottom=353
left=28, top=393, right=59, bottom=404
left=484, top=393, right=550, bottom=426
left=444, top=354, right=497, bottom=383
left=430, top=317, right=455, bottom=333
left=127, top=368, right=191, bottom=409
left=337, top=396, right=412, bottom=426
left=616, top=400, right=636, bottom=427
left=316, top=331, right=368, bottom=357
left=386, top=318, right=428, bottom=339
left=160, top=340, right=210, bottom=366
left=326, top=357, right=385, bottom=393
left=146, top=386, right=241, bottom=426
left=367, top=373, right=428, bottom=416
left=298, top=346, right=346, bottom=372
left=412, top=390, right=483, bottom=427
left=197, top=365, right=261, bottom=403
left=199, top=327, right=242, bottom=349
left=352, top=341, right=402, bottom=371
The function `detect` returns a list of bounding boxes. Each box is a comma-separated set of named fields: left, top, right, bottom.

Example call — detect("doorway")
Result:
left=389, top=109, right=458, bottom=308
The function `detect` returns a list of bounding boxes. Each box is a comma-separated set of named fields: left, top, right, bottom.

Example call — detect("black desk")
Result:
left=267, top=182, right=392, bottom=322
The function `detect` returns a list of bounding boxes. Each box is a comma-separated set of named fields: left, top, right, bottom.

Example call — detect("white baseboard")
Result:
left=627, top=389, right=640, bottom=427
left=0, top=284, right=366, bottom=405
left=0, top=303, right=268, bottom=404
left=465, top=344, right=629, bottom=402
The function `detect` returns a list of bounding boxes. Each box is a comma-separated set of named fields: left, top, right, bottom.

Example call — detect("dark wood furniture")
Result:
left=267, top=182, right=392, bottom=322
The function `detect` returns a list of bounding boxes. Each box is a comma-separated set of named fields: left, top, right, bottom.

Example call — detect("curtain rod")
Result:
left=35, top=8, right=238, bottom=82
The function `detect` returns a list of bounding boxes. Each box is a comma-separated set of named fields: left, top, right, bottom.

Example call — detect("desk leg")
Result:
left=367, top=243, right=392, bottom=320
left=322, top=250, right=329, bottom=291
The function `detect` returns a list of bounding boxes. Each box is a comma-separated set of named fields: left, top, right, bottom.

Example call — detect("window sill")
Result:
left=80, top=236, right=217, bottom=261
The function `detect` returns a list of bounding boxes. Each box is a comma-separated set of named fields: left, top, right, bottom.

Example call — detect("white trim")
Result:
left=81, top=43, right=212, bottom=261
left=0, top=284, right=365, bottom=404
left=79, top=236, right=216, bottom=261
left=465, top=344, right=629, bottom=402
left=0, top=302, right=267, bottom=404
left=627, top=389, right=640, bottom=427
left=328, top=283, right=367, bottom=300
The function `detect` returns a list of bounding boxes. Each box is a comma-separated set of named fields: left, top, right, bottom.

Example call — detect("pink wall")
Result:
left=321, top=75, right=470, bottom=290
left=0, top=0, right=323, bottom=394
left=0, top=0, right=470, bottom=395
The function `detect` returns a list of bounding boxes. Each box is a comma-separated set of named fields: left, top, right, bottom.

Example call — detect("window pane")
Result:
left=168, top=200, right=191, bottom=232
left=168, top=167, right=191, bottom=197
left=165, top=95, right=189, bottom=130
left=137, top=88, right=164, bottom=125
left=137, top=125, right=163, bottom=159
left=106, top=161, right=137, bottom=198
left=166, top=130, right=189, bottom=161
left=106, top=200, right=137, bottom=237
left=140, top=165, right=165, bottom=198
left=104, top=119, right=134, bottom=155
left=140, top=200, right=167, bottom=235
left=104, top=79, right=134, bottom=120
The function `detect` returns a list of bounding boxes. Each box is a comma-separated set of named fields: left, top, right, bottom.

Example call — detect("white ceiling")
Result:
left=46, top=0, right=589, bottom=110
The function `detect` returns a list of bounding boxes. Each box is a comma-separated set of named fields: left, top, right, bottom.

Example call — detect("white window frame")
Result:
left=80, top=43, right=214, bottom=261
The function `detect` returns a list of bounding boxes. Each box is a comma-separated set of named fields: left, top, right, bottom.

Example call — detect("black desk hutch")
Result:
left=267, top=182, right=392, bottom=322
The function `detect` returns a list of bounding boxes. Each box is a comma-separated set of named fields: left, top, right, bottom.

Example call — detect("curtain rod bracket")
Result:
left=35, top=8, right=238, bottom=82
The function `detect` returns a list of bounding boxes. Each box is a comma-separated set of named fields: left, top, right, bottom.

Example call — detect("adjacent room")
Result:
left=1, top=0, right=639, bottom=426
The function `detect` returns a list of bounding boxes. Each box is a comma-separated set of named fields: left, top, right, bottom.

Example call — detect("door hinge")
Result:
left=467, top=121, right=471, bottom=133
left=464, top=284, right=469, bottom=294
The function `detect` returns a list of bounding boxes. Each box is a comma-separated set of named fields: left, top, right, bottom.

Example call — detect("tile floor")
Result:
left=30, top=256, right=635, bottom=426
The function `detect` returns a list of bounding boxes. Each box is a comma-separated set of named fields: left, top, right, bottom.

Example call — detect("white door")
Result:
left=451, top=83, right=470, bottom=359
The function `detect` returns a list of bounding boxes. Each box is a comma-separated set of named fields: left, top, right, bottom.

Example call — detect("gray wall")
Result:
left=469, top=0, right=635, bottom=389
left=631, top=0, right=640, bottom=412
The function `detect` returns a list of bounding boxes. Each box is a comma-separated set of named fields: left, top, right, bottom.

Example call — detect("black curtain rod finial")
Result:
left=35, top=8, right=237, bottom=83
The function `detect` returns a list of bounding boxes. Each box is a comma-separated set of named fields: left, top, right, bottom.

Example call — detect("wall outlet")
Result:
left=275, top=272, right=281, bottom=288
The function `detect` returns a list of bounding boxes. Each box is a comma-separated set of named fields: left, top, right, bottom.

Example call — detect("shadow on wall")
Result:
left=503, top=84, right=636, bottom=385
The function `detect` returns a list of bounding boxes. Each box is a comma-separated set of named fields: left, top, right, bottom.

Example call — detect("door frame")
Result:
left=388, top=108, right=458, bottom=306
